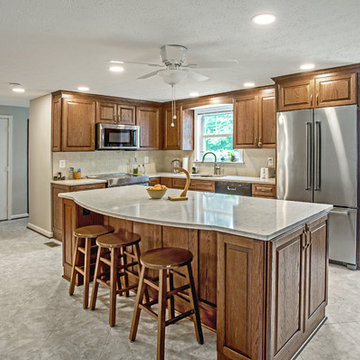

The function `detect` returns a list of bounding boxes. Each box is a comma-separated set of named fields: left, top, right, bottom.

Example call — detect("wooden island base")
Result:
left=62, top=198, right=328, bottom=360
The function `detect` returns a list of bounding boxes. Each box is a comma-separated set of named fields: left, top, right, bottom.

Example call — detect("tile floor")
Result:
left=0, top=218, right=359, bottom=360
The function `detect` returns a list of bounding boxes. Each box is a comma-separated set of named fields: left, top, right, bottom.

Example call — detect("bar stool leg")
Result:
left=90, top=246, right=102, bottom=310
left=129, top=265, right=147, bottom=341
left=134, top=243, right=150, bottom=303
left=157, top=269, right=167, bottom=360
left=120, top=246, right=130, bottom=297
left=186, top=263, right=204, bottom=345
left=167, top=270, right=175, bottom=320
left=83, top=237, right=91, bottom=309
left=69, top=236, right=80, bottom=296
left=109, top=248, right=119, bottom=327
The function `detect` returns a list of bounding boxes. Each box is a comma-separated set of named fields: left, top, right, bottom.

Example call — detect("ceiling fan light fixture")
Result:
left=252, top=14, right=276, bottom=25
left=158, top=69, right=188, bottom=85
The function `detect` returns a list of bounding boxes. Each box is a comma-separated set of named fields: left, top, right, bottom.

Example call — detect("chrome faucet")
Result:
left=201, top=152, right=221, bottom=176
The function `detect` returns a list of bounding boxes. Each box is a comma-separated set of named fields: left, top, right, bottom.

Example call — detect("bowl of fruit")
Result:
left=146, top=184, right=167, bottom=199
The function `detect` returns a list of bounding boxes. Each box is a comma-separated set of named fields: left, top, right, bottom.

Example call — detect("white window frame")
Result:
left=194, top=105, right=243, bottom=163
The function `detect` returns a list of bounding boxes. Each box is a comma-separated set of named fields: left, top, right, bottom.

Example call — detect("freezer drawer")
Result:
left=328, top=207, right=357, bottom=267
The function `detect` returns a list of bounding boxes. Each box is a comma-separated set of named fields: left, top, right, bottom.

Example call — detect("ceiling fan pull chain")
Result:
left=171, top=84, right=176, bottom=127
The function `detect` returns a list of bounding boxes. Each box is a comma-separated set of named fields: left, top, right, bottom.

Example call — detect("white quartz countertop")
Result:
left=59, top=185, right=332, bottom=241
left=51, top=179, right=107, bottom=186
left=149, top=172, right=275, bottom=185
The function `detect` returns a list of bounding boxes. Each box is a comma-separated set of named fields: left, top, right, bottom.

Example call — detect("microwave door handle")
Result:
left=314, top=121, right=321, bottom=191
left=305, top=121, right=313, bottom=190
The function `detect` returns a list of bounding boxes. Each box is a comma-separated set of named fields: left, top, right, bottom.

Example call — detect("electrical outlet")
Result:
left=267, top=157, right=274, bottom=167
left=59, top=160, right=66, bottom=168
left=144, top=156, right=149, bottom=164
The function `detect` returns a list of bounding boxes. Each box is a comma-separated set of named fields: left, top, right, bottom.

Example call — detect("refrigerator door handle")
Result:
left=314, top=121, right=321, bottom=191
left=305, top=121, right=313, bottom=190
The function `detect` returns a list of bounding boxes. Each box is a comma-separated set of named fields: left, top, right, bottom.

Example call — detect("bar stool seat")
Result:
left=69, top=224, right=114, bottom=309
left=90, top=230, right=145, bottom=327
left=129, top=247, right=203, bottom=360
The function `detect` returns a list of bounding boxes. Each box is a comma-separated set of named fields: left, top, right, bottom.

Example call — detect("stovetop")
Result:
left=87, top=173, right=149, bottom=187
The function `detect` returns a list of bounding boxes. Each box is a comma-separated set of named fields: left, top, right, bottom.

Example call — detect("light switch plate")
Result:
left=59, top=160, right=66, bottom=168
left=267, top=157, right=274, bottom=167
left=144, top=156, right=149, bottom=164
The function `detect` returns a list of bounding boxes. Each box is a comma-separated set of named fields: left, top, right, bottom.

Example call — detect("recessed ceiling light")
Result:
left=189, top=92, right=199, bottom=97
left=9, top=83, right=25, bottom=93
left=109, top=65, right=125, bottom=72
left=77, top=86, right=89, bottom=91
left=300, top=63, right=315, bottom=71
left=243, top=82, right=255, bottom=88
left=252, top=14, right=276, bottom=25
left=110, top=60, right=124, bottom=64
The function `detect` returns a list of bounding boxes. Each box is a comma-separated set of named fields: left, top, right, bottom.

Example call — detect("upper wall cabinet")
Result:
left=163, top=107, right=194, bottom=150
left=276, top=71, right=357, bottom=111
left=52, top=94, right=96, bottom=152
left=233, top=87, right=276, bottom=149
left=136, top=106, right=161, bottom=150
left=96, top=101, right=136, bottom=125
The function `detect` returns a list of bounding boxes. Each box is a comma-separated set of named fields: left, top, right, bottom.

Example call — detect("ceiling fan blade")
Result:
left=185, top=60, right=239, bottom=69
left=188, top=70, right=209, bottom=82
left=113, top=60, right=164, bottom=67
left=137, top=70, right=161, bottom=80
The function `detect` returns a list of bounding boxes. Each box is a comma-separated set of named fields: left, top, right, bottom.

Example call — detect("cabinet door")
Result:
left=252, top=184, right=276, bottom=198
left=315, top=73, right=357, bottom=107
left=52, top=184, right=69, bottom=240
left=62, top=98, right=96, bottom=151
left=304, top=218, right=328, bottom=332
left=278, top=79, right=314, bottom=111
left=52, top=96, right=62, bottom=151
left=149, top=177, right=160, bottom=186
left=96, top=101, right=117, bottom=123
left=163, top=108, right=181, bottom=150
left=118, top=104, right=136, bottom=125
left=217, top=234, right=265, bottom=360
left=258, top=93, right=276, bottom=147
left=160, top=177, right=173, bottom=188
left=191, top=180, right=215, bottom=192
left=233, top=95, right=258, bottom=148
left=268, top=227, right=306, bottom=360
left=136, top=106, right=160, bottom=150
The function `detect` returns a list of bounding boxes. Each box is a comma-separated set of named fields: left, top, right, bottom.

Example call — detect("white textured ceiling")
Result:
left=1, top=0, right=359, bottom=107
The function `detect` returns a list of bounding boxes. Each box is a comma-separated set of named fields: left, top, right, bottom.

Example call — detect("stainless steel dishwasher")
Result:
left=215, top=181, right=252, bottom=196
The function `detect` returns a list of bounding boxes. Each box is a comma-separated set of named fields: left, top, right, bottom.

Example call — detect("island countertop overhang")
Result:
left=59, top=185, right=332, bottom=241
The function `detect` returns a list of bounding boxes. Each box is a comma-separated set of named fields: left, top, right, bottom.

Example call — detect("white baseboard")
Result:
left=27, top=223, right=53, bottom=238
left=11, top=213, right=29, bottom=220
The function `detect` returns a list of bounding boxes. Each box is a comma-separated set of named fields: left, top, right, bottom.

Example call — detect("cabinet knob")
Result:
left=258, top=137, right=262, bottom=148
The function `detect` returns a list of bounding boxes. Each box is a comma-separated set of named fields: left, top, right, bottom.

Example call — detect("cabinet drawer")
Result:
left=149, top=177, right=161, bottom=186
left=161, top=177, right=174, bottom=188
left=191, top=180, right=215, bottom=192
left=252, top=184, right=275, bottom=198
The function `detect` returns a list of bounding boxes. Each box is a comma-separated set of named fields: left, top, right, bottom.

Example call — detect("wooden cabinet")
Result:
left=233, top=95, right=258, bottom=148
left=217, top=234, right=266, bottom=360
left=163, top=107, right=194, bottom=150
left=160, top=177, right=173, bottom=188
left=278, top=79, right=314, bottom=111
left=252, top=184, right=276, bottom=198
left=52, top=182, right=106, bottom=241
left=276, top=71, right=357, bottom=111
left=258, top=91, right=276, bottom=147
left=170, top=177, right=215, bottom=192
left=96, top=101, right=136, bottom=125
left=62, top=97, right=96, bottom=151
left=52, top=96, right=62, bottom=152
left=233, top=88, right=276, bottom=149
left=136, top=106, right=161, bottom=150
left=149, top=177, right=160, bottom=186
left=315, top=73, right=356, bottom=107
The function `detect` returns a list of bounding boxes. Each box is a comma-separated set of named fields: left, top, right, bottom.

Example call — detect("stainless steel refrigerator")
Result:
left=277, top=105, right=358, bottom=269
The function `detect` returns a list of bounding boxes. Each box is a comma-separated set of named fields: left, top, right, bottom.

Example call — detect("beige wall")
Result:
left=28, top=95, right=52, bottom=237
left=0, top=105, right=29, bottom=217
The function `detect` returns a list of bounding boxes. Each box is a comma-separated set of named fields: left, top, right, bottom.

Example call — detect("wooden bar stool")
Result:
left=90, top=230, right=144, bottom=327
left=129, top=247, right=203, bottom=360
left=69, top=224, right=114, bottom=309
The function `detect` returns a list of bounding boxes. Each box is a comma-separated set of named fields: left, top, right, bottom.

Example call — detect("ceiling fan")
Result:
left=120, top=44, right=238, bottom=85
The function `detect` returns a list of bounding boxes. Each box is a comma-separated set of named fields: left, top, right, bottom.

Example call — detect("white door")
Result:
left=0, top=117, right=9, bottom=220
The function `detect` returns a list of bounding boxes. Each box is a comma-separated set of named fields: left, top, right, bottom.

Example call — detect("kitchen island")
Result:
left=60, top=186, right=332, bottom=360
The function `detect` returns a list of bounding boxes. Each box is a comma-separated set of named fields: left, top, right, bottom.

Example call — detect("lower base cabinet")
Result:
left=61, top=200, right=328, bottom=360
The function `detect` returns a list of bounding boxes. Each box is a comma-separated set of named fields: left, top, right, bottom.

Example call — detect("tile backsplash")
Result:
left=52, top=148, right=275, bottom=178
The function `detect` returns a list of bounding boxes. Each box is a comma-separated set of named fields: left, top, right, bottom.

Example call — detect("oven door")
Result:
left=97, top=123, right=140, bottom=150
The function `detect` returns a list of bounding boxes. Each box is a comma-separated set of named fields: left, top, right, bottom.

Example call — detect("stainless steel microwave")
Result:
left=96, top=123, right=140, bottom=150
